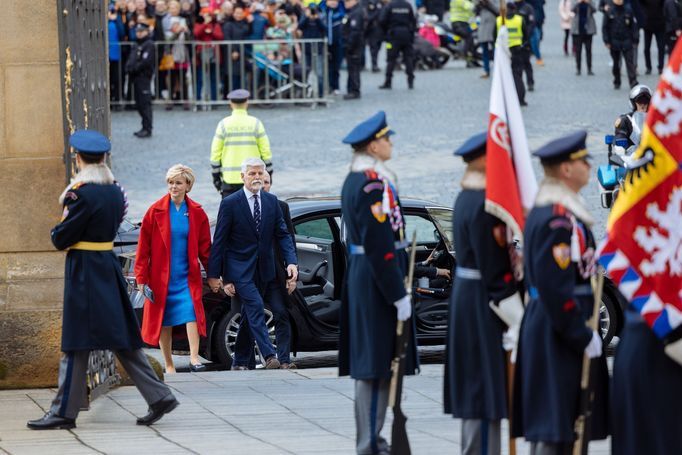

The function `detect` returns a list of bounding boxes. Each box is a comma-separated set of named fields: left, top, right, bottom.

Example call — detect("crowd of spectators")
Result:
left=108, top=0, right=338, bottom=106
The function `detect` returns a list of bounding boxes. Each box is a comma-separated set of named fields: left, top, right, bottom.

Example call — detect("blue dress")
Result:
left=162, top=199, right=196, bottom=327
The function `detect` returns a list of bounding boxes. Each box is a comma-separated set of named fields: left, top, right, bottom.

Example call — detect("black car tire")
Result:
left=600, top=289, right=621, bottom=347
left=215, top=307, right=277, bottom=369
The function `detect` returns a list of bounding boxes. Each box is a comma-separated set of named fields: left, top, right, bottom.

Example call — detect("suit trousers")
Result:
left=461, top=419, right=501, bottom=455
left=573, top=34, right=593, bottom=72
left=355, top=379, right=390, bottom=455
left=233, top=279, right=292, bottom=366
left=643, top=29, right=665, bottom=72
left=233, top=280, right=278, bottom=365
left=50, top=350, right=173, bottom=419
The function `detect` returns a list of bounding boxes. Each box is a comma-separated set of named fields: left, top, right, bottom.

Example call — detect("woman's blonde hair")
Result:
left=166, top=164, right=195, bottom=192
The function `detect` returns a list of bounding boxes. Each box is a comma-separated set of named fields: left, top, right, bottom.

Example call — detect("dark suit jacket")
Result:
left=274, top=200, right=297, bottom=288
left=208, top=189, right=297, bottom=284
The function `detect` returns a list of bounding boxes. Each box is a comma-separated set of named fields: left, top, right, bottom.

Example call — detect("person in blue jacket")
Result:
left=339, top=111, right=418, bottom=455
left=27, top=130, right=178, bottom=430
left=512, top=131, right=610, bottom=454
left=321, top=0, right=346, bottom=94
left=108, top=4, right=125, bottom=105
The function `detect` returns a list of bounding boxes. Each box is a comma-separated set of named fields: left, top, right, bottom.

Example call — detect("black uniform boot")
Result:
left=379, top=79, right=392, bottom=89
left=27, top=413, right=76, bottom=430
left=408, top=77, right=414, bottom=89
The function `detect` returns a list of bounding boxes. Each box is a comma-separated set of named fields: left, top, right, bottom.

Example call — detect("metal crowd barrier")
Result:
left=110, top=38, right=330, bottom=108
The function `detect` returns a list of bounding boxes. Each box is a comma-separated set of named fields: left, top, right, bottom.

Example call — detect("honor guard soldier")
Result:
left=379, top=0, right=417, bottom=89
left=125, top=23, right=156, bottom=138
left=512, top=131, right=609, bottom=454
left=338, top=111, right=418, bottom=455
left=210, top=89, right=273, bottom=198
left=444, top=133, right=524, bottom=455
left=27, top=130, right=178, bottom=430
left=343, top=0, right=366, bottom=100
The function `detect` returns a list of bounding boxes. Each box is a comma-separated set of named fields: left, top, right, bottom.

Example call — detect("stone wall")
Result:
left=0, top=0, right=66, bottom=388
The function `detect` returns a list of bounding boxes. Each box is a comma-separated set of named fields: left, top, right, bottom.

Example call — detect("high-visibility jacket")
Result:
left=210, top=108, right=272, bottom=184
left=450, top=0, right=474, bottom=23
left=497, top=15, right=523, bottom=48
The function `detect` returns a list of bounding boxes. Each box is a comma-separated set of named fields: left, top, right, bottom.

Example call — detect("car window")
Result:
left=426, top=207, right=454, bottom=248
left=295, top=217, right=334, bottom=241
left=404, top=214, right=440, bottom=244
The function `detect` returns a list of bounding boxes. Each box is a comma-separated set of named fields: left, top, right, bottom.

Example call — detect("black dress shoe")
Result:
left=372, top=66, right=381, bottom=73
left=136, top=396, right=179, bottom=426
left=189, top=363, right=206, bottom=372
left=136, top=129, right=152, bottom=138
left=27, top=413, right=76, bottom=430
left=343, top=93, right=360, bottom=100
left=378, top=82, right=391, bottom=89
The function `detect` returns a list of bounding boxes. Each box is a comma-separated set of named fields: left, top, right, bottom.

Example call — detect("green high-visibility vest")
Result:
left=497, top=15, right=523, bottom=48
left=210, top=108, right=272, bottom=184
left=450, top=0, right=474, bottom=23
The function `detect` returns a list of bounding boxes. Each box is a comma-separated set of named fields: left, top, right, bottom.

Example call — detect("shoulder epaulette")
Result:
left=70, top=182, right=86, bottom=190
left=552, top=203, right=567, bottom=217
left=363, top=170, right=379, bottom=180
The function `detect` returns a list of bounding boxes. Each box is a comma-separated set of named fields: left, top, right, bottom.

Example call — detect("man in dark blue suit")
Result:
left=208, top=158, right=298, bottom=370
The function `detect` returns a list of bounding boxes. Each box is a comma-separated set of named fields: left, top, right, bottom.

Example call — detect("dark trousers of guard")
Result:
left=521, top=46, right=534, bottom=88
left=220, top=182, right=244, bottom=199
left=133, top=77, right=153, bottom=132
left=346, top=49, right=363, bottom=96
left=367, top=28, right=383, bottom=69
left=511, top=46, right=526, bottom=104
left=50, top=350, right=172, bottom=420
left=610, top=47, right=637, bottom=88
left=385, top=42, right=415, bottom=86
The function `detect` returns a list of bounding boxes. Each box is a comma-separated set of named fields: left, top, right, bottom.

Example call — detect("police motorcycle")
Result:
left=430, top=17, right=482, bottom=65
left=597, top=135, right=628, bottom=208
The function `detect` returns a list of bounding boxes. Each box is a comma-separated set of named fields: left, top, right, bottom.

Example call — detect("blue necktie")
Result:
left=253, top=194, right=261, bottom=234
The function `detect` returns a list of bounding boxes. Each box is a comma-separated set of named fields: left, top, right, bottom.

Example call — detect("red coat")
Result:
left=134, top=194, right=212, bottom=346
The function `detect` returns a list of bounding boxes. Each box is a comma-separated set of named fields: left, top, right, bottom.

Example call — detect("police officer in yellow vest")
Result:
left=211, top=89, right=273, bottom=198
left=450, top=0, right=476, bottom=66
left=496, top=1, right=530, bottom=106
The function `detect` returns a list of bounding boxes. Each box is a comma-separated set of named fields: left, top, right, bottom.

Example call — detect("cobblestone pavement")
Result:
left=0, top=365, right=611, bottom=455
left=112, top=10, right=663, bottom=243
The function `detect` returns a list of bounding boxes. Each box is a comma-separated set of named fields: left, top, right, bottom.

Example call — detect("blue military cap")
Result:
left=454, top=131, right=487, bottom=162
left=533, top=130, right=592, bottom=164
left=342, top=111, right=395, bottom=147
left=69, top=130, right=111, bottom=154
left=227, top=89, right=250, bottom=102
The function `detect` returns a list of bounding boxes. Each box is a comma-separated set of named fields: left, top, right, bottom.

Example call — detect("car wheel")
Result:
left=600, top=290, right=620, bottom=346
left=215, top=307, right=277, bottom=369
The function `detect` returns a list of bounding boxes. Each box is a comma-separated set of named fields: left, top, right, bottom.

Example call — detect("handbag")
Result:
left=159, top=53, right=175, bottom=71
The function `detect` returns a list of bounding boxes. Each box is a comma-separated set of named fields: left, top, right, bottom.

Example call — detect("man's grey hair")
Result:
left=241, top=157, right=266, bottom=173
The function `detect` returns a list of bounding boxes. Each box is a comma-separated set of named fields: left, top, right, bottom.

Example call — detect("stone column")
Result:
left=0, top=1, right=68, bottom=387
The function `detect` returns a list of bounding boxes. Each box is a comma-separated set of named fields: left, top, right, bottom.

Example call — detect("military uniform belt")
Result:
left=349, top=240, right=410, bottom=255
left=68, top=241, right=114, bottom=251
left=455, top=267, right=482, bottom=280
left=528, top=284, right=592, bottom=300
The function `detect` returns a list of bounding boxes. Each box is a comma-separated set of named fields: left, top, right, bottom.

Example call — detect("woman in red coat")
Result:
left=135, top=164, right=212, bottom=373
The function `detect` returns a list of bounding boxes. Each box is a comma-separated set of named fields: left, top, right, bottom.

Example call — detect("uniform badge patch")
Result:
left=552, top=243, right=571, bottom=270
left=60, top=206, right=69, bottom=222
left=371, top=202, right=386, bottom=223
left=492, top=224, right=506, bottom=247
left=363, top=182, right=383, bottom=193
left=64, top=191, right=78, bottom=201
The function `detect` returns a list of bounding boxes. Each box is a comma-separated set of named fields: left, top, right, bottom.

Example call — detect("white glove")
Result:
left=394, top=295, right=412, bottom=322
left=584, top=330, right=603, bottom=359
left=664, top=338, right=682, bottom=367
left=489, top=293, right=525, bottom=328
left=502, top=326, right=519, bottom=363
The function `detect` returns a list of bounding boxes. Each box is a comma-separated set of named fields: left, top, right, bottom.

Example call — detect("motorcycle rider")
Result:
left=450, top=0, right=477, bottom=67
left=613, top=84, right=652, bottom=159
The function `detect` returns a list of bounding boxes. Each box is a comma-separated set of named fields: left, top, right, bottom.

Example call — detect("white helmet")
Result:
left=629, top=84, right=652, bottom=110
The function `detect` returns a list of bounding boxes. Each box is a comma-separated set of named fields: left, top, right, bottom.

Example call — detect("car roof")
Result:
left=285, top=196, right=450, bottom=218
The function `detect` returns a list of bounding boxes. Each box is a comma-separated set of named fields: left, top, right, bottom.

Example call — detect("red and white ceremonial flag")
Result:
left=484, top=25, right=538, bottom=241
left=599, top=40, right=682, bottom=361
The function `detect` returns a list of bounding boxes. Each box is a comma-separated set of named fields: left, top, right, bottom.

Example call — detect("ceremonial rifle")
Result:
left=389, top=231, right=417, bottom=455
left=573, top=267, right=605, bottom=455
